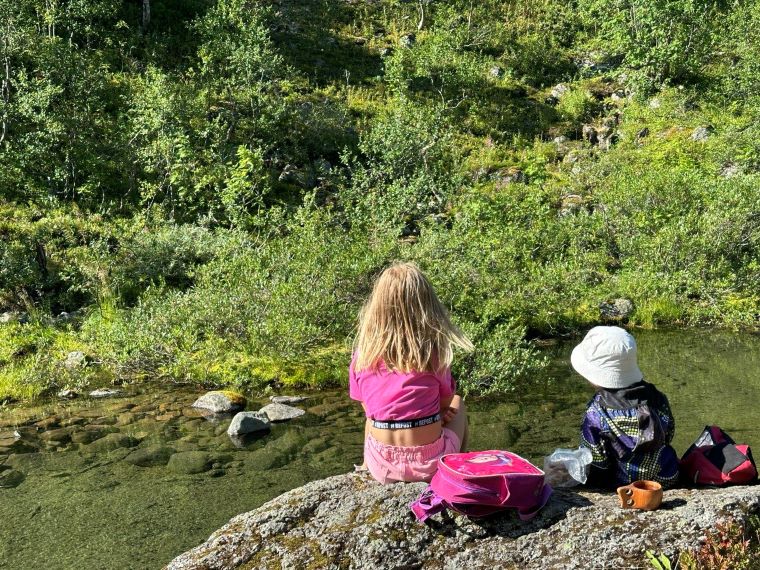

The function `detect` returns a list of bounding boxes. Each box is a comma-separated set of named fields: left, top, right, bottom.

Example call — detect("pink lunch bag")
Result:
left=409, top=450, right=553, bottom=522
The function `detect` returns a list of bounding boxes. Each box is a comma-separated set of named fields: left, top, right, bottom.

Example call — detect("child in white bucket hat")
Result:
left=571, top=326, right=679, bottom=488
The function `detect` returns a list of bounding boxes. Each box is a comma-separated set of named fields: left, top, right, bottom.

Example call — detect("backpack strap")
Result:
left=409, top=487, right=447, bottom=523
left=517, top=484, right=553, bottom=521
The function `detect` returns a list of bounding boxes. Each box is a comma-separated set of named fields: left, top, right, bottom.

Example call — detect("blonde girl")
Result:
left=349, top=262, right=473, bottom=484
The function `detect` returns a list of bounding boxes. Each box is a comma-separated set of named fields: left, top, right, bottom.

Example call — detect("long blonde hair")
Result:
left=354, top=262, right=473, bottom=373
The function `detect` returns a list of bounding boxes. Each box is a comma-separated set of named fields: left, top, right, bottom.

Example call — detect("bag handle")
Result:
left=517, top=484, right=553, bottom=521
left=409, top=487, right=447, bottom=523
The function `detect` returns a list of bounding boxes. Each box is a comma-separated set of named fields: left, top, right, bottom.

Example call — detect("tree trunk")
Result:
left=142, top=0, right=150, bottom=31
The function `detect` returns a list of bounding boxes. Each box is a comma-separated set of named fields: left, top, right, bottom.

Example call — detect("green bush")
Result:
left=577, top=0, right=725, bottom=91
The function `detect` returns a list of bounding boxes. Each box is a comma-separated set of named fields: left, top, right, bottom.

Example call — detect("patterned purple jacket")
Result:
left=580, top=380, right=680, bottom=488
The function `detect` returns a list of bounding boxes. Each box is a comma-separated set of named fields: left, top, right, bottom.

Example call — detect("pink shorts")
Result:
left=364, top=428, right=461, bottom=484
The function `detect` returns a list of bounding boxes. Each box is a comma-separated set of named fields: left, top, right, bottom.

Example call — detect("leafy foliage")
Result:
left=577, top=0, right=726, bottom=91
left=1, top=0, right=760, bottom=400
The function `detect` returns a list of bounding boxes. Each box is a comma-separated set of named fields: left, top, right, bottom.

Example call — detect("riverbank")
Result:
left=166, top=472, right=760, bottom=570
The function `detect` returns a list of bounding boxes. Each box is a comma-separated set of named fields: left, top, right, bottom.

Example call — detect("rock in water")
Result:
left=258, top=403, right=305, bottom=421
left=0, top=469, right=25, bottom=488
left=191, top=391, right=247, bottom=414
left=89, top=388, right=122, bottom=398
left=227, top=412, right=271, bottom=437
left=167, top=451, right=211, bottom=474
left=166, top=473, right=760, bottom=570
left=86, top=433, right=137, bottom=453
left=125, top=445, right=175, bottom=467
left=270, top=395, right=307, bottom=405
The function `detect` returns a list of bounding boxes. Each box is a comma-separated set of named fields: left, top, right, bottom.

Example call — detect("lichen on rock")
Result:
left=165, top=473, right=760, bottom=569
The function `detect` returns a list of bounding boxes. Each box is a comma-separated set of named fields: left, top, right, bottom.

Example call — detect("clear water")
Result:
left=0, top=329, right=758, bottom=569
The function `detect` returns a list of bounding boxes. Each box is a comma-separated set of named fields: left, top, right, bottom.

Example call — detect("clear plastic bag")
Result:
left=543, top=447, right=593, bottom=487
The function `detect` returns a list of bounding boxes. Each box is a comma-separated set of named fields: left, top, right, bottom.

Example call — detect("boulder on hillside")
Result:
left=691, top=125, right=714, bottom=142
left=64, top=351, right=88, bottom=370
left=165, top=473, right=760, bottom=570
left=599, top=298, right=634, bottom=321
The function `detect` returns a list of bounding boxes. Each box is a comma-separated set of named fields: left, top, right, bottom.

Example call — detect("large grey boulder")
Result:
left=166, top=473, right=760, bottom=570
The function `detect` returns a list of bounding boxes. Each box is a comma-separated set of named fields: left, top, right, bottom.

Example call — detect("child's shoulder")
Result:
left=640, top=380, right=670, bottom=401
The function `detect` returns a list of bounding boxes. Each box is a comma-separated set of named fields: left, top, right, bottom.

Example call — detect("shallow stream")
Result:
left=0, top=329, right=759, bottom=569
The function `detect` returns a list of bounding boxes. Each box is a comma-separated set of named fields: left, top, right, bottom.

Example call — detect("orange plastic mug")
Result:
left=616, top=480, right=663, bottom=511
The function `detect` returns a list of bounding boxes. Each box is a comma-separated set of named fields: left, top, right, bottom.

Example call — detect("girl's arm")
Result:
left=361, top=403, right=370, bottom=440
left=440, top=394, right=461, bottom=424
left=439, top=367, right=459, bottom=423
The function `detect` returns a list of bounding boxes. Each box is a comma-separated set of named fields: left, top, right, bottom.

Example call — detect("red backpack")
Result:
left=680, top=426, right=757, bottom=486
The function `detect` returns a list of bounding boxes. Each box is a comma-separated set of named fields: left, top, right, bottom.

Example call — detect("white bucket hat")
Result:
left=570, top=326, right=643, bottom=390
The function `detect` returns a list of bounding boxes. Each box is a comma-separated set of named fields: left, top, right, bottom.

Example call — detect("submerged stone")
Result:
left=258, top=403, right=305, bottom=422
left=125, top=445, right=175, bottom=467
left=270, top=395, right=307, bottom=405
left=71, top=430, right=104, bottom=445
left=39, top=428, right=71, bottom=444
left=191, top=391, right=246, bottom=414
left=34, top=417, right=60, bottom=430
left=86, top=433, right=138, bottom=453
left=0, top=469, right=25, bottom=488
left=167, top=451, right=211, bottom=475
left=89, top=388, right=122, bottom=398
